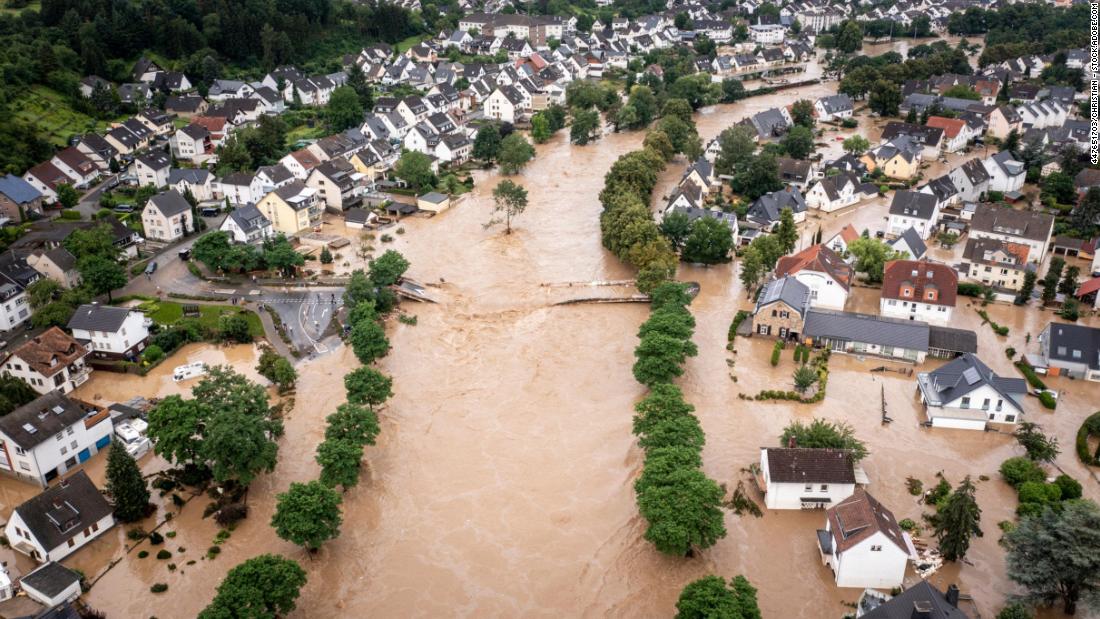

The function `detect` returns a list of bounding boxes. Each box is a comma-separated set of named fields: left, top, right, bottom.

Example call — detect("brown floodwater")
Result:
left=74, top=57, right=1100, bottom=618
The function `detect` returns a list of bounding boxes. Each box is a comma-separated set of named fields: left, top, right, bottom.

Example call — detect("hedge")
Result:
left=1075, top=412, right=1100, bottom=466
left=770, top=341, right=782, bottom=367
left=1038, top=391, right=1056, bottom=410
left=1014, top=361, right=1047, bottom=390
left=728, top=310, right=749, bottom=341
left=957, top=282, right=984, bottom=297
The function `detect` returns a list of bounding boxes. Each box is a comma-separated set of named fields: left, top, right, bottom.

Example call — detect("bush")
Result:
left=207, top=545, right=221, bottom=556
left=1038, top=391, right=1056, bottom=410
left=841, top=118, right=858, bottom=128
left=156, top=549, right=172, bottom=560
left=1054, top=474, right=1082, bottom=500
left=770, top=341, right=782, bottom=367
left=1016, top=481, right=1061, bottom=506
left=142, top=345, right=165, bottom=364
left=58, top=209, right=82, bottom=221
left=898, top=518, right=918, bottom=532
left=1076, top=412, right=1100, bottom=466
left=126, top=528, right=147, bottom=540
left=137, top=550, right=149, bottom=558
left=214, top=503, right=248, bottom=527
left=1000, top=457, right=1046, bottom=488
left=148, top=531, right=164, bottom=545
left=151, top=583, right=168, bottom=593
left=1014, top=361, right=1047, bottom=390
left=957, top=282, right=984, bottom=297
left=1005, top=347, right=1016, bottom=359
left=728, top=310, right=749, bottom=341
left=166, top=531, right=177, bottom=538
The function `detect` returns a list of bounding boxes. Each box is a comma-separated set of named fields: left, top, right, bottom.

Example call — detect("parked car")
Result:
left=178, top=248, right=192, bottom=261
left=199, top=206, right=220, bottom=217
left=144, top=261, right=158, bottom=275
left=113, top=203, right=135, bottom=213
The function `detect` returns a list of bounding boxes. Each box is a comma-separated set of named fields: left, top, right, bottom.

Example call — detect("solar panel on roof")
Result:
left=22, top=423, right=36, bottom=434
left=963, top=367, right=981, bottom=385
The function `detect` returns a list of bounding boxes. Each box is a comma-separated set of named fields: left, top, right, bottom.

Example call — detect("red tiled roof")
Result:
left=882, top=260, right=958, bottom=307
left=826, top=488, right=909, bottom=554
left=925, top=116, right=966, bottom=139
left=8, top=327, right=88, bottom=378
left=837, top=224, right=859, bottom=244
left=1076, top=277, right=1100, bottom=298
left=775, top=244, right=854, bottom=291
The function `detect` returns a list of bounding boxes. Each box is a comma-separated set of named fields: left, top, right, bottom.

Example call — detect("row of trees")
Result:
left=473, top=122, right=535, bottom=174
left=192, top=231, right=305, bottom=276
left=632, top=283, right=727, bottom=556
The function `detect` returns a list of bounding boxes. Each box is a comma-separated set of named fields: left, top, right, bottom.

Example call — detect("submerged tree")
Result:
left=105, top=443, right=150, bottom=522
left=934, top=476, right=983, bottom=562
left=675, top=575, right=762, bottom=619
left=198, top=554, right=307, bottom=618
left=486, top=179, right=528, bottom=234
left=271, top=481, right=343, bottom=552
left=1004, top=500, right=1100, bottom=615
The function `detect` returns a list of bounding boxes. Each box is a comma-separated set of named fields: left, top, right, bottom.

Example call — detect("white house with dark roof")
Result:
left=983, top=150, right=1026, bottom=194
left=916, top=353, right=1027, bottom=430
left=20, top=561, right=82, bottom=608
left=888, top=227, right=927, bottom=260
left=141, top=190, right=193, bottom=242
left=167, top=168, right=215, bottom=202
left=67, top=304, right=149, bottom=361
left=887, top=191, right=939, bottom=240
left=134, top=151, right=171, bottom=189
left=805, top=173, right=876, bottom=213
left=1036, top=322, right=1100, bottom=381
left=0, top=327, right=89, bottom=395
left=0, top=393, right=112, bottom=487
left=220, top=204, right=274, bottom=244
left=817, top=489, right=914, bottom=589
left=747, top=187, right=806, bottom=229
left=969, top=204, right=1054, bottom=264
left=814, top=94, right=854, bottom=122
left=759, top=447, right=863, bottom=510
left=4, top=470, right=115, bottom=561
left=948, top=158, right=991, bottom=203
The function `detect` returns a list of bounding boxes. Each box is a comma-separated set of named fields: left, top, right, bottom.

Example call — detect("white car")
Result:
left=115, top=422, right=152, bottom=459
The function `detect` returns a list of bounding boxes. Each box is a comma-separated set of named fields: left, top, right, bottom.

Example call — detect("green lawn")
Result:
left=395, top=34, right=430, bottom=53
left=0, top=0, right=40, bottom=14
left=12, top=85, right=121, bottom=147
left=139, top=301, right=264, bottom=338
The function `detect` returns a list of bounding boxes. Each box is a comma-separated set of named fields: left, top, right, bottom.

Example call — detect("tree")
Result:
left=837, top=21, right=863, bottom=53
left=996, top=603, right=1033, bottom=619
left=1016, top=270, right=1037, bottom=305
left=27, top=278, right=61, bottom=310
left=731, top=154, right=782, bottom=200
left=793, top=365, right=818, bottom=394
left=324, top=403, right=381, bottom=446
left=486, top=179, right=528, bottom=234
left=344, top=367, right=393, bottom=410
left=676, top=575, right=761, bottom=619
left=105, top=443, right=150, bottom=522
left=394, top=151, right=435, bottom=192
left=198, top=554, right=307, bottom=618
left=781, top=126, right=814, bottom=160
left=1004, top=500, right=1100, bottom=615
left=775, top=208, right=798, bottom=254
left=570, top=109, right=600, bottom=145
left=659, top=212, right=693, bottom=250
left=215, top=135, right=252, bottom=175
left=633, top=383, right=695, bottom=439
left=271, top=481, right=343, bottom=552
left=202, top=411, right=278, bottom=486
left=219, top=314, right=252, bottom=343
left=56, top=183, right=79, bottom=209
left=497, top=133, right=534, bottom=175
left=530, top=113, right=552, bottom=143
left=316, top=438, right=364, bottom=489
left=1014, top=422, right=1060, bottom=462
left=1044, top=172, right=1077, bottom=205
left=943, top=85, right=981, bottom=100
left=720, top=78, right=747, bottom=103
left=868, top=80, right=902, bottom=116
left=473, top=123, right=503, bottom=162
left=349, top=319, right=390, bottom=364
left=147, top=395, right=205, bottom=466
left=261, top=234, right=304, bottom=277
left=319, top=246, right=333, bottom=265
left=368, top=250, right=410, bottom=288
left=847, top=237, right=902, bottom=283
left=780, top=419, right=867, bottom=460
left=78, top=255, right=126, bottom=302
left=325, top=86, right=364, bottom=131
left=0, top=377, right=38, bottom=416
left=644, top=131, right=677, bottom=163
left=681, top=218, right=733, bottom=264
left=256, top=346, right=297, bottom=393
left=637, top=466, right=727, bottom=555
left=1058, top=265, right=1080, bottom=296
left=842, top=135, right=870, bottom=155
left=934, top=476, right=983, bottom=562
left=1072, top=188, right=1100, bottom=232
left=790, top=99, right=815, bottom=128
left=656, top=114, right=702, bottom=159
left=632, top=332, right=697, bottom=387
left=739, top=247, right=764, bottom=294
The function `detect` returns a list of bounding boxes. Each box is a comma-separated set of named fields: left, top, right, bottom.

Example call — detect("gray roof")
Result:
left=889, top=190, right=938, bottom=220
left=817, top=94, right=853, bottom=115
left=12, top=471, right=113, bottom=552
left=227, top=204, right=270, bottom=233
left=860, top=581, right=970, bottom=619
left=748, top=187, right=806, bottom=224
left=167, top=168, right=212, bottom=185
left=755, top=276, right=811, bottom=317
left=146, top=189, right=191, bottom=218
left=928, top=326, right=978, bottom=355
left=920, top=353, right=1026, bottom=412
left=0, top=392, right=95, bottom=450
left=889, top=227, right=927, bottom=259
left=20, top=561, right=82, bottom=599
left=420, top=191, right=448, bottom=204
left=804, top=309, right=930, bottom=352
left=67, top=304, right=134, bottom=333
left=970, top=204, right=1054, bottom=242
left=0, top=174, right=43, bottom=204
left=1043, top=322, right=1100, bottom=370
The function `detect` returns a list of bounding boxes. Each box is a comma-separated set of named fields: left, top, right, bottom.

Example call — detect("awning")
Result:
left=800, top=497, right=831, bottom=503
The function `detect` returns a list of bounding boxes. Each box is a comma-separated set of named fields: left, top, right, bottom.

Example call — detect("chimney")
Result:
left=911, top=601, right=933, bottom=619
left=945, top=584, right=960, bottom=608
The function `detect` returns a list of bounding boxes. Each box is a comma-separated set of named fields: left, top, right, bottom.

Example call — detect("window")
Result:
left=66, top=427, right=74, bottom=436
left=60, top=446, right=67, bottom=455
left=1073, top=350, right=1082, bottom=359
left=870, top=545, right=882, bottom=552
left=14, top=446, right=24, bottom=456
left=67, top=539, right=75, bottom=548
left=1006, top=415, right=1016, bottom=422
left=989, top=413, right=995, bottom=420
left=18, top=462, right=30, bottom=471
left=961, top=397, right=970, bottom=409
left=982, top=398, right=990, bottom=410
left=820, top=484, right=828, bottom=492
left=55, top=433, right=64, bottom=442
left=804, top=484, right=813, bottom=492
left=996, top=400, right=1003, bottom=412
left=70, top=440, right=78, bottom=450
left=92, top=522, right=99, bottom=532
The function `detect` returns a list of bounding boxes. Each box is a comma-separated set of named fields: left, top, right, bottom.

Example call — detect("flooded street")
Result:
left=72, top=70, right=1100, bottom=618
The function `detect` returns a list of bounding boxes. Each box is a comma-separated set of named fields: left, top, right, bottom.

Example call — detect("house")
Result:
left=880, top=260, right=957, bottom=324
left=863, top=137, right=921, bottom=180
left=814, top=94, right=854, bottom=122
left=344, top=207, right=374, bottom=230
left=0, top=328, right=89, bottom=396
left=417, top=192, right=451, bottom=213
left=817, top=489, right=913, bottom=589
left=26, top=248, right=80, bottom=290
left=916, top=353, right=1027, bottom=429
left=948, top=159, right=990, bottom=203
left=66, top=304, right=149, bottom=361
left=22, top=162, right=70, bottom=203
left=170, top=124, right=213, bottom=163
left=983, top=105, right=1023, bottom=140
left=0, top=174, right=44, bottom=221
left=825, top=224, right=860, bottom=255
left=925, top=116, right=971, bottom=153
left=4, top=471, right=114, bottom=562
left=805, top=173, right=876, bottom=213
left=752, top=276, right=812, bottom=340
left=20, top=562, right=83, bottom=608
left=857, top=581, right=970, bottom=619
left=775, top=245, right=853, bottom=310
left=49, top=148, right=98, bottom=189
left=0, top=392, right=113, bottom=487
left=142, top=190, right=193, bottom=242
left=747, top=187, right=806, bottom=229
left=0, top=253, right=41, bottom=330
left=220, top=204, right=273, bottom=245
left=306, top=159, right=366, bottom=212
left=484, top=85, right=527, bottom=123
left=983, top=151, right=1026, bottom=194
left=969, top=204, right=1054, bottom=264
left=744, top=108, right=791, bottom=140
left=888, top=228, right=927, bottom=260
left=1035, top=322, right=1100, bottom=381
left=961, top=238, right=1030, bottom=292
left=136, top=108, right=175, bottom=136
left=881, top=122, right=945, bottom=160
left=167, top=169, right=215, bottom=203
left=803, top=309, right=932, bottom=363
left=759, top=447, right=860, bottom=510
left=218, top=172, right=264, bottom=207
left=279, top=149, right=323, bottom=181
left=776, top=157, right=814, bottom=189
left=78, top=76, right=111, bottom=98
left=256, top=182, right=322, bottom=235
left=887, top=191, right=940, bottom=240
left=165, top=94, right=208, bottom=118
left=134, top=151, right=171, bottom=189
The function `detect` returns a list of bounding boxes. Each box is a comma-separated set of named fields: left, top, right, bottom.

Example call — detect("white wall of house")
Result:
left=825, top=530, right=909, bottom=589
left=0, top=292, right=32, bottom=331
left=793, top=271, right=847, bottom=310
left=887, top=210, right=938, bottom=240
left=70, top=313, right=148, bottom=358
left=0, top=417, right=113, bottom=487
left=970, top=231, right=1048, bottom=265
left=5, top=510, right=114, bottom=563
left=2, top=356, right=89, bottom=396
left=880, top=297, right=953, bottom=324
left=761, top=450, right=855, bottom=510
left=141, top=207, right=189, bottom=242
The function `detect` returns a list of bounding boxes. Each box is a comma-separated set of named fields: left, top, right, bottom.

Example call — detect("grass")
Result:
left=286, top=124, right=327, bottom=146
left=140, top=301, right=264, bottom=338
left=0, top=0, right=39, bottom=14
left=11, top=85, right=122, bottom=147
left=395, top=34, right=430, bottom=53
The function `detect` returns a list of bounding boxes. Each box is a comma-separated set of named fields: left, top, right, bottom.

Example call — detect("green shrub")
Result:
left=1054, top=474, right=1082, bottom=500
left=142, top=344, right=165, bottom=364
left=58, top=209, right=82, bottom=221
left=1005, top=347, right=1016, bottom=359
left=151, top=583, right=168, bottom=593
left=156, top=549, right=171, bottom=560
left=898, top=518, right=918, bottom=532
left=126, top=528, right=147, bottom=540
left=1000, top=457, right=1046, bottom=488
left=1077, top=412, right=1100, bottom=466
left=166, top=531, right=177, bottom=538
left=1014, top=361, right=1047, bottom=390
left=137, top=550, right=149, bottom=558
left=1017, top=481, right=1060, bottom=506
left=728, top=310, right=749, bottom=341
left=957, top=282, right=984, bottom=297
left=770, top=341, right=782, bottom=367
left=1038, top=391, right=1056, bottom=409
left=841, top=118, right=858, bottom=128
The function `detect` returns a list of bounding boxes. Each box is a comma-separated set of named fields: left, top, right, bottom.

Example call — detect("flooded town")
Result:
left=0, top=1, right=1097, bottom=618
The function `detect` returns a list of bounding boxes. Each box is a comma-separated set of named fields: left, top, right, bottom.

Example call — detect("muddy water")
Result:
left=81, top=84, right=1100, bottom=619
